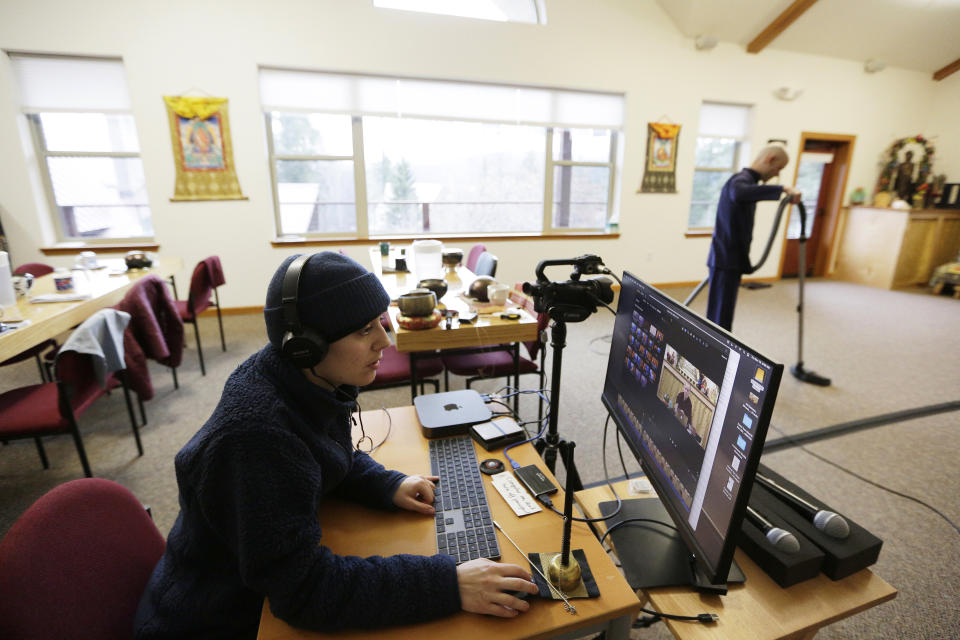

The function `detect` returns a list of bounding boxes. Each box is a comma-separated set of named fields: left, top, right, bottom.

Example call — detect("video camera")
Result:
left=522, top=254, right=615, bottom=322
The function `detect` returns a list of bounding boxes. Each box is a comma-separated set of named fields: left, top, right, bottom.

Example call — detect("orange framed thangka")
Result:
left=163, top=96, right=246, bottom=201
left=639, top=122, right=681, bottom=193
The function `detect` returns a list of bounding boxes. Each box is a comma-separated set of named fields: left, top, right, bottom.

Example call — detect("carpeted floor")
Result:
left=1, top=277, right=957, bottom=638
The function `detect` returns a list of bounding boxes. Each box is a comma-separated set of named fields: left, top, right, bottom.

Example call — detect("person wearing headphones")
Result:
left=135, top=252, right=537, bottom=639
left=706, top=145, right=802, bottom=331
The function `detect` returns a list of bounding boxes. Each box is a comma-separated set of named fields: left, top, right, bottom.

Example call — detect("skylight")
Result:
left=373, top=0, right=544, bottom=24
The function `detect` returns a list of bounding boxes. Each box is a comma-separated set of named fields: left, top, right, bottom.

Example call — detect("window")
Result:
left=261, top=69, right=622, bottom=238
left=10, top=54, right=152, bottom=241
left=788, top=152, right=832, bottom=239
left=373, top=0, right=545, bottom=24
left=688, top=103, right=752, bottom=229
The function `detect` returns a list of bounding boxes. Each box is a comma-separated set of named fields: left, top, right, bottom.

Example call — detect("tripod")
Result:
left=534, top=312, right=584, bottom=492
left=524, top=254, right=614, bottom=494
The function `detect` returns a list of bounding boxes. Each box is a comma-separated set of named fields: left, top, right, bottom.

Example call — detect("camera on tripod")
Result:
left=522, top=254, right=615, bottom=322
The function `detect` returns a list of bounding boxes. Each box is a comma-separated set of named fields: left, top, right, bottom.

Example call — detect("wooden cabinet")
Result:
left=832, top=206, right=960, bottom=289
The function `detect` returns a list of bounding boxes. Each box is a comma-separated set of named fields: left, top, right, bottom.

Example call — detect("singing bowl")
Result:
left=442, top=248, right=463, bottom=268
left=468, top=276, right=495, bottom=302
left=397, top=291, right=437, bottom=317
left=417, top=278, right=448, bottom=301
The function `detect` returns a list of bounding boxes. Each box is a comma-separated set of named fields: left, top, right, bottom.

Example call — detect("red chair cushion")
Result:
left=13, top=262, right=54, bottom=277
left=442, top=348, right=539, bottom=377
left=0, top=478, right=165, bottom=640
left=368, top=346, right=443, bottom=386
left=0, top=383, right=66, bottom=434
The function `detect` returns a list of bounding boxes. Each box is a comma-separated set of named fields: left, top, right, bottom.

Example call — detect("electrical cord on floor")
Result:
left=768, top=423, right=960, bottom=535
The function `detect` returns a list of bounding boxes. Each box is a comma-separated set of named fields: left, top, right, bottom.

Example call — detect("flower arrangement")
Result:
left=875, top=135, right=935, bottom=199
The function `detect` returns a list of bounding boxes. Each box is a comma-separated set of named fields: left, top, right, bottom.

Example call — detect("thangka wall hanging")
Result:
left=164, top=96, right=247, bottom=201
left=638, top=123, right=681, bottom=193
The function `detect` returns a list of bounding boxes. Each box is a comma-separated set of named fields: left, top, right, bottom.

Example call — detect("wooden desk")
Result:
left=575, top=481, right=897, bottom=640
left=0, top=257, right=181, bottom=362
left=368, top=248, right=538, bottom=397
left=257, top=406, right=642, bottom=640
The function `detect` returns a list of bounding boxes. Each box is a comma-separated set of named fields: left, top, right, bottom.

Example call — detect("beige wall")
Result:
left=1, top=0, right=956, bottom=307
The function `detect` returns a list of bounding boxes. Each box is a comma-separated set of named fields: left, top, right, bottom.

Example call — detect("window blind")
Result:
left=259, top=68, right=623, bottom=129
left=9, top=54, right=132, bottom=112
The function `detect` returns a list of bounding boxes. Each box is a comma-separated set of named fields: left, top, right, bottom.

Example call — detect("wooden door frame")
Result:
left=777, top=132, right=856, bottom=278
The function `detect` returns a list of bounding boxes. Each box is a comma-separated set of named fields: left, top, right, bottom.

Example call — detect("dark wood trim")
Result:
left=747, top=0, right=819, bottom=54
left=684, top=229, right=713, bottom=238
left=777, top=132, right=856, bottom=279
left=41, top=242, right=160, bottom=256
left=933, top=57, right=960, bottom=81
left=271, top=232, right=619, bottom=248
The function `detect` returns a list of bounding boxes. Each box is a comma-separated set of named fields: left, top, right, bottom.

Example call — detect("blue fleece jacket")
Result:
left=707, top=168, right=784, bottom=273
left=134, top=345, right=460, bottom=638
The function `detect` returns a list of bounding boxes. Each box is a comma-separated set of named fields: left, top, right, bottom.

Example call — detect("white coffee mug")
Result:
left=487, top=283, right=510, bottom=306
left=11, top=274, right=33, bottom=298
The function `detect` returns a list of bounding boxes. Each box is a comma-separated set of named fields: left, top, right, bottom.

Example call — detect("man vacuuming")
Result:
left=706, top=145, right=802, bottom=331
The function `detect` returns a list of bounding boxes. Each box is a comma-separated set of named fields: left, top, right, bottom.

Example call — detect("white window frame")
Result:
left=11, top=53, right=152, bottom=243
left=689, top=103, right=752, bottom=231
left=261, top=69, right=623, bottom=240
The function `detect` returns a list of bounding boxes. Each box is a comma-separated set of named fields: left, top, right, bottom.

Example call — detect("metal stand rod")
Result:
left=790, top=201, right=831, bottom=386
left=535, top=316, right=585, bottom=493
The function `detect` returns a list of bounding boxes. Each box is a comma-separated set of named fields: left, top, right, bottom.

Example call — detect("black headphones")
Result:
left=280, top=254, right=330, bottom=368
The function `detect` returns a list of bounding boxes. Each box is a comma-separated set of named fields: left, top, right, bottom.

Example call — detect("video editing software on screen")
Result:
left=603, top=272, right=780, bottom=568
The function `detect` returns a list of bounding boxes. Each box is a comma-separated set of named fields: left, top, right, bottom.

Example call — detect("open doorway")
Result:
left=780, top=133, right=855, bottom=277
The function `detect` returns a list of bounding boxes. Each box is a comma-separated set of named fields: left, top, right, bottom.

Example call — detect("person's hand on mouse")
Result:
left=456, top=558, right=539, bottom=617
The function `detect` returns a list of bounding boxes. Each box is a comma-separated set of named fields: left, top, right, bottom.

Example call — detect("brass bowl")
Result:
left=442, top=248, right=463, bottom=268
left=397, top=291, right=437, bottom=317
left=468, top=276, right=495, bottom=301
left=417, top=278, right=448, bottom=301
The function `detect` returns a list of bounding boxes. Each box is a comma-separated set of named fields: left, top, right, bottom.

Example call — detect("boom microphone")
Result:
left=755, top=473, right=850, bottom=539
left=745, top=505, right=800, bottom=554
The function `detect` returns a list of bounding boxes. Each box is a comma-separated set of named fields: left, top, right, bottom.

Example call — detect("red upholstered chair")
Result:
left=2, top=262, right=58, bottom=381
left=441, top=286, right=548, bottom=417
left=117, top=275, right=185, bottom=390
left=362, top=345, right=443, bottom=400
left=172, top=256, right=226, bottom=376
left=362, top=314, right=443, bottom=400
left=466, top=243, right=487, bottom=272
left=13, top=262, right=55, bottom=277
left=0, top=478, right=165, bottom=640
left=0, top=310, right=143, bottom=477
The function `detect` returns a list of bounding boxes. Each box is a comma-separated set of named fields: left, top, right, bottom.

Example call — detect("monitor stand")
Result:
left=599, top=498, right=744, bottom=595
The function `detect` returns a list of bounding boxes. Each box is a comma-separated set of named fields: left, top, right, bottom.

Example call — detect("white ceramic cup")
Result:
left=11, top=274, right=33, bottom=298
left=487, top=283, right=510, bottom=306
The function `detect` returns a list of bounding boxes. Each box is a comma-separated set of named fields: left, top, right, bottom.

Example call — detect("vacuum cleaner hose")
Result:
left=683, top=195, right=796, bottom=307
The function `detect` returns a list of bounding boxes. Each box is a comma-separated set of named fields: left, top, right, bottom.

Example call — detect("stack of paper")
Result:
left=29, top=293, right=93, bottom=303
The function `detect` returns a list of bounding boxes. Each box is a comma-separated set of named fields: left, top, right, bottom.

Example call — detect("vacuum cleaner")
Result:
left=685, top=196, right=831, bottom=387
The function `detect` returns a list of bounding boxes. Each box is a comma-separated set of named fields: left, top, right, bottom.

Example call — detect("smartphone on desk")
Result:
left=459, top=312, right=478, bottom=324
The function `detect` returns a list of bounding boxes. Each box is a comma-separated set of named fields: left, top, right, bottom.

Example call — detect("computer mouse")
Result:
left=503, top=589, right=533, bottom=600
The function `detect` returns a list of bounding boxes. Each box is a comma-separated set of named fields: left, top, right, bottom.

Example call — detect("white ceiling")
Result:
left=654, top=0, right=960, bottom=76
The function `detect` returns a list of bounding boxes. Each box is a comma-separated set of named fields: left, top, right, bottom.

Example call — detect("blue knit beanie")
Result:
left=263, top=252, right=390, bottom=350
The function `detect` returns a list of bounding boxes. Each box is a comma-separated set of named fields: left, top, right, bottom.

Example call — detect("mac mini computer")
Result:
left=414, top=389, right=492, bottom=438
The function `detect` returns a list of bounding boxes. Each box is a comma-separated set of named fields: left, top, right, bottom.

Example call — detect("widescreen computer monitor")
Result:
left=600, top=272, right=782, bottom=591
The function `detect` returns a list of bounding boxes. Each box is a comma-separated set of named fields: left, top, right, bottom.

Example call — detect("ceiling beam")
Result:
left=747, top=0, right=819, bottom=54
left=933, top=57, right=960, bottom=81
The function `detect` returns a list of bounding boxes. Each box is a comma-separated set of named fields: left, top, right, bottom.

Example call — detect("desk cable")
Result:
left=537, top=414, right=626, bottom=524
